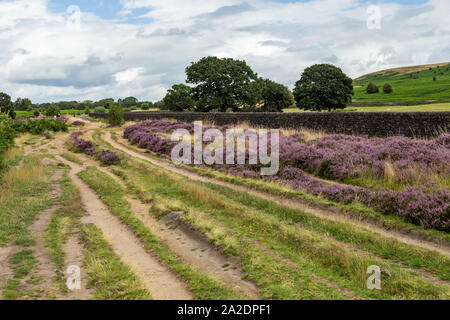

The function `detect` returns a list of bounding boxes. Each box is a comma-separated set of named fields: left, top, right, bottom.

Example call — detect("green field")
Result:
left=284, top=102, right=450, bottom=113
left=352, top=63, right=450, bottom=103
left=15, top=110, right=87, bottom=117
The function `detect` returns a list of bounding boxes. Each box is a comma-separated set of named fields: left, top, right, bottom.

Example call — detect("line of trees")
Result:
left=0, top=92, right=158, bottom=119
left=1, top=56, right=357, bottom=116
left=159, top=56, right=354, bottom=112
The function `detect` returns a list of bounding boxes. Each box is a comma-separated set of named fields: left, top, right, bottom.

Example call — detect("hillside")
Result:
left=352, top=62, right=450, bottom=103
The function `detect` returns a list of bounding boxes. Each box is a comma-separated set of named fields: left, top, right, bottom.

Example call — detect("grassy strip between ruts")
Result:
left=180, top=162, right=450, bottom=243
left=44, top=170, right=83, bottom=293
left=111, top=167, right=346, bottom=300
left=203, top=182, right=450, bottom=282
left=96, top=132, right=450, bottom=280
left=1, top=154, right=56, bottom=299
left=45, top=166, right=152, bottom=300
left=60, top=152, right=83, bottom=166
left=0, top=154, right=56, bottom=246
left=100, top=130, right=450, bottom=244
left=110, top=157, right=450, bottom=299
left=81, top=225, right=152, bottom=300
left=78, top=166, right=241, bottom=300
left=2, top=250, right=40, bottom=300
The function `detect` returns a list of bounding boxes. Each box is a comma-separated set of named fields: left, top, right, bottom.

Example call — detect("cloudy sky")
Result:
left=0, top=0, right=448, bottom=103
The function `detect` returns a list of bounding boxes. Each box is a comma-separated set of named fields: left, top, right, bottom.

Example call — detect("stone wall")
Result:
left=91, top=111, right=450, bottom=137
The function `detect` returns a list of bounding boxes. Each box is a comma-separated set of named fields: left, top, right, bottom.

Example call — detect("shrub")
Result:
left=94, top=106, right=106, bottom=114
left=85, top=107, right=90, bottom=115
left=69, top=132, right=120, bottom=165
left=45, top=104, right=60, bottom=117
left=34, top=110, right=40, bottom=117
left=383, top=83, right=393, bottom=94
left=98, top=150, right=120, bottom=165
left=11, top=119, right=68, bottom=135
left=0, top=113, right=16, bottom=160
left=366, top=82, right=379, bottom=94
left=107, top=103, right=123, bottom=126
left=72, top=121, right=85, bottom=126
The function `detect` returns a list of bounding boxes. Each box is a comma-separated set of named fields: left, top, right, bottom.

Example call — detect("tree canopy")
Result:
left=120, top=97, right=138, bottom=109
left=186, top=56, right=258, bottom=112
left=366, top=82, right=379, bottom=94
left=14, top=98, right=32, bottom=111
left=293, top=64, right=353, bottom=112
left=261, top=79, right=295, bottom=112
left=0, top=92, right=16, bottom=119
left=162, top=84, right=195, bottom=112
left=44, top=104, right=60, bottom=117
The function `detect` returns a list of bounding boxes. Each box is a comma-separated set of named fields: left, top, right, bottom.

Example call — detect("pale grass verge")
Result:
left=2, top=147, right=21, bottom=163
left=0, top=161, right=46, bottom=190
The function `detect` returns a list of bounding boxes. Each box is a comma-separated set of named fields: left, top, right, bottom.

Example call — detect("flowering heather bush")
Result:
left=276, top=166, right=449, bottom=231
left=98, top=150, right=120, bottom=165
left=72, top=121, right=85, bottom=126
left=279, top=133, right=450, bottom=183
left=69, top=132, right=120, bottom=165
left=69, top=132, right=96, bottom=155
left=123, top=121, right=450, bottom=232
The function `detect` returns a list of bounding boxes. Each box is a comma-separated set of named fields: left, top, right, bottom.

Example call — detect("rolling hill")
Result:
left=352, top=62, right=450, bottom=103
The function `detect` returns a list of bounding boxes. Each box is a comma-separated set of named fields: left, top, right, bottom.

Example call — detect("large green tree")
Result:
left=186, top=56, right=258, bottom=112
left=293, top=64, right=353, bottom=112
left=241, top=78, right=295, bottom=112
left=261, top=79, right=295, bottom=112
left=162, top=84, right=195, bottom=112
left=121, top=97, right=138, bottom=109
left=94, top=98, right=115, bottom=109
left=14, top=98, right=32, bottom=111
left=44, top=104, right=60, bottom=117
left=0, top=92, right=15, bottom=118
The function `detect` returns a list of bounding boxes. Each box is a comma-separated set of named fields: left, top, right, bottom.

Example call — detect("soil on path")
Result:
left=56, top=155, right=192, bottom=300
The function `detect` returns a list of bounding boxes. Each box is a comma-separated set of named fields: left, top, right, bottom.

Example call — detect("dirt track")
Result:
left=56, top=155, right=192, bottom=300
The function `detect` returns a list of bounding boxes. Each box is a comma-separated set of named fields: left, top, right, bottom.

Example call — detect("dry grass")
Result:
left=0, top=161, right=46, bottom=190
left=281, top=127, right=329, bottom=141
left=383, top=160, right=396, bottom=184
left=2, top=147, right=21, bottom=163
left=355, top=62, right=450, bottom=81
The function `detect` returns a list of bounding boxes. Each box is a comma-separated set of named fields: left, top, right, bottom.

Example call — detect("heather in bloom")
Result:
left=123, top=121, right=450, bottom=232
left=98, top=150, right=121, bottom=165
left=72, top=121, right=85, bottom=126
left=69, top=132, right=120, bottom=165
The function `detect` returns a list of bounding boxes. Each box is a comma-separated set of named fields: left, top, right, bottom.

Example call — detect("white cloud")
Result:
left=0, top=0, right=449, bottom=102
left=114, top=67, right=143, bottom=84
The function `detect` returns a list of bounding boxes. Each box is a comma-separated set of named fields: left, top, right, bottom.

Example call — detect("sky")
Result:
left=0, top=0, right=448, bottom=103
